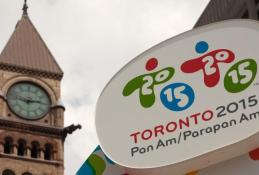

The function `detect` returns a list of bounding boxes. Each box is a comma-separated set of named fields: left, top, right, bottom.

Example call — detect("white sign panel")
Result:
left=95, top=20, right=259, bottom=174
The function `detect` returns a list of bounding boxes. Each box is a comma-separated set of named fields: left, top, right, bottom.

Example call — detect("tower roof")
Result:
left=0, top=13, right=63, bottom=80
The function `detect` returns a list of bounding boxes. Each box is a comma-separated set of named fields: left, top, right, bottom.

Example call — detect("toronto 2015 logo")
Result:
left=123, top=41, right=257, bottom=112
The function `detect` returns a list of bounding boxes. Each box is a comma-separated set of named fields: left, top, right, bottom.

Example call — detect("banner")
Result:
left=76, top=146, right=127, bottom=175
left=77, top=147, right=259, bottom=175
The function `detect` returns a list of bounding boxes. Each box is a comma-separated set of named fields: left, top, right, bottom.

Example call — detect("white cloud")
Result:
left=0, top=0, right=209, bottom=174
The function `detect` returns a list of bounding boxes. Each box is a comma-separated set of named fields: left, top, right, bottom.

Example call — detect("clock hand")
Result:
left=20, top=97, right=48, bottom=105
left=17, top=95, right=32, bottom=103
left=30, top=99, right=48, bottom=105
left=10, top=93, right=48, bottom=105
left=10, top=93, right=29, bottom=103
left=10, top=93, right=33, bottom=103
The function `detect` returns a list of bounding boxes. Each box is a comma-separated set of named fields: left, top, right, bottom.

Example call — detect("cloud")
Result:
left=0, top=0, right=209, bottom=174
left=47, top=0, right=58, bottom=5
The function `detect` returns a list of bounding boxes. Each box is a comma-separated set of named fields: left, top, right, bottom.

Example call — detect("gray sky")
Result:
left=0, top=0, right=209, bottom=174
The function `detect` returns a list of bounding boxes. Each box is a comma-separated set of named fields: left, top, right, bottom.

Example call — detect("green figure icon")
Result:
left=123, top=58, right=175, bottom=108
left=224, top=59, right=257, bottom=93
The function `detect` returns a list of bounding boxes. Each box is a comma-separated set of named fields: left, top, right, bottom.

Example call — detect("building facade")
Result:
left=0, top=3, right=66, bottom=175
left=195, top=0, right=259, bottom=27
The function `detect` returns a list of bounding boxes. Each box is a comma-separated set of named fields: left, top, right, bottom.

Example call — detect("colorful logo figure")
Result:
left=123, top=42, right=257, bottom=111
left=77, top=146, right=127, bottom=175
left=181, top=41, right=235, bottom=87
left=160, top=83, right=195, bottom=111
left=224, top=59, right=257, bottom=93
left=123, top=58, right=175, bottom=108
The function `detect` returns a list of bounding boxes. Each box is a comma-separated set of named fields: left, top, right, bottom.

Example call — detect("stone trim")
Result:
left=0, top=118, right=64, bottom=139
left=0, top=153, right=63, bottom=166
left=0, top=63, right=63, bottom=80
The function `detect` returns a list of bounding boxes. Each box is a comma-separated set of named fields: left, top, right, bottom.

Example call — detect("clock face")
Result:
left=6, top=82, right=51, bottom=120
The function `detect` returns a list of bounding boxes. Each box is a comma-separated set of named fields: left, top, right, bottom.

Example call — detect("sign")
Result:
left=95, top=19, right=259, bottom=174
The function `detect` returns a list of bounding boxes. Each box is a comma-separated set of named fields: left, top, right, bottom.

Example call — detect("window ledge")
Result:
left=0, top=153, right=63, bottom=165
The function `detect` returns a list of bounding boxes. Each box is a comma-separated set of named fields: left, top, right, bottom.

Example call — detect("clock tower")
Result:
left=0, top=1, right=80, bottom=175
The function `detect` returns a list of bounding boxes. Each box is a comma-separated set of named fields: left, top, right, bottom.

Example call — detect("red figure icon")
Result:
left=181, top=49, right=235, bottom=87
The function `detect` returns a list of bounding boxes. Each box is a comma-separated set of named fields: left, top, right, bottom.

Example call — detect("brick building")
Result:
left=0, top=1, right=80, bottom=175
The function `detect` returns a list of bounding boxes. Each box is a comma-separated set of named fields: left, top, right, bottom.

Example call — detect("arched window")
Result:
left=44, top=144, right=53, bottom=160
left=18, top=139, right=26, bottom=156
left=4, top=137, right=13, bottom=154
left=31, top=141, right=40, bottom=158
left=22, top=173, right=32, bottom=175
left=2, top=169, right=15, bottom=175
